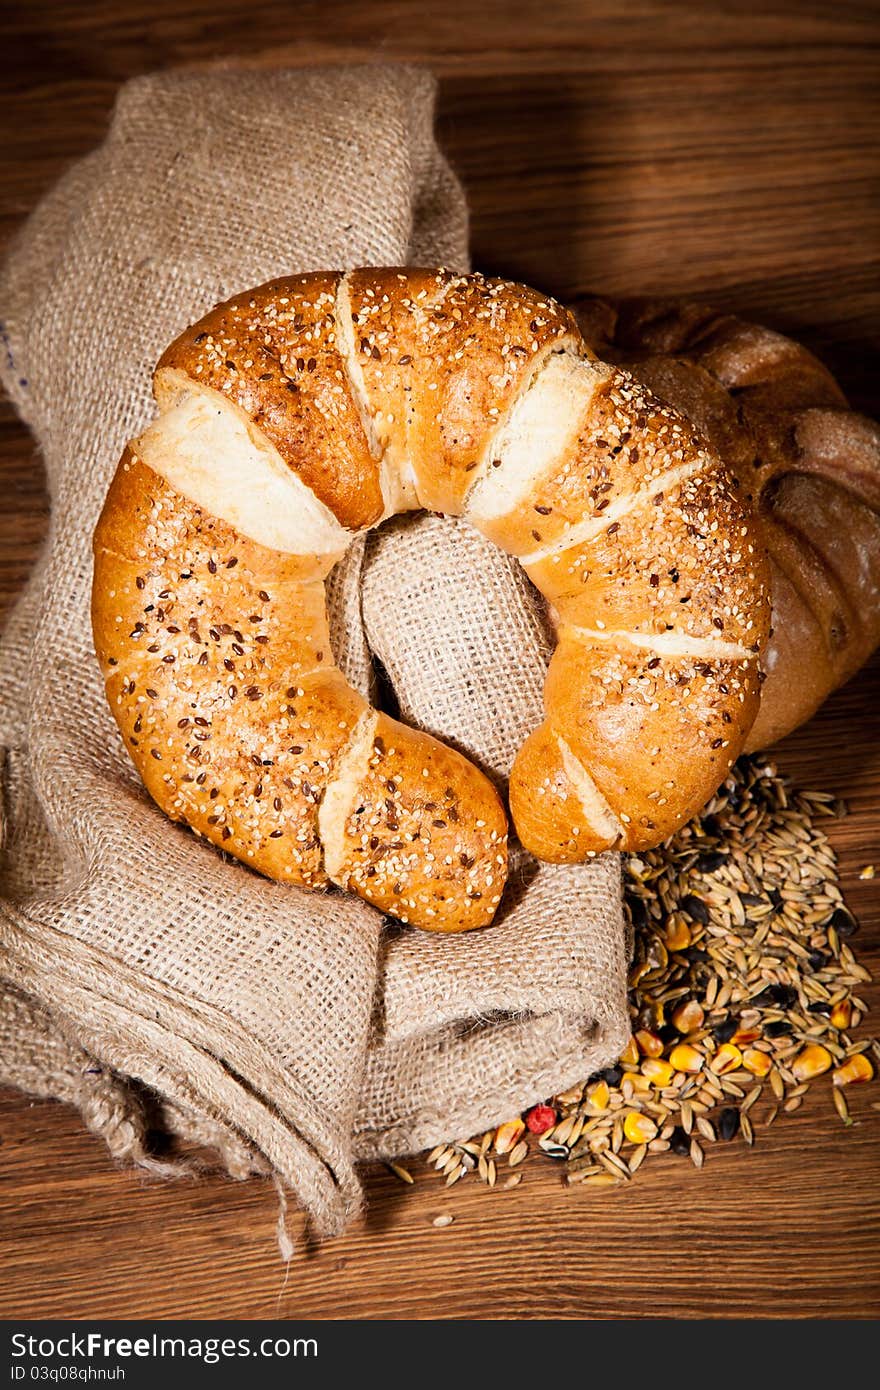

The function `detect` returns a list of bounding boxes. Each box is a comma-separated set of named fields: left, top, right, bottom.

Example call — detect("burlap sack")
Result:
left=0, top=66, right=628, bottom=1238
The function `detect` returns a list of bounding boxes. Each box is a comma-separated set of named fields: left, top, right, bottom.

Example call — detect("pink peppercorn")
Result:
left=525, top=1103, right=556, bottom=1135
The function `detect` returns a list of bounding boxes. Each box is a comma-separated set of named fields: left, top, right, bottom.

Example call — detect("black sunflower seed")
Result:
left=669, top=1127, right=690, bottom=1156
left=765, top=1020, right=793, bottom=1038
left=830, top=907, right=859, bottom=938
left=712, top=1016, right=738, bottom=1044
left=681, top=894, right=709, bottom=924
left=627, top=896, right=648, bottom=930
left=719, top=1108, right=740, bottom=1141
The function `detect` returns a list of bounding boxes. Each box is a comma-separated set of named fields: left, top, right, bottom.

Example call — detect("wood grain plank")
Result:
left=0, top=0, right=878, bottom=1322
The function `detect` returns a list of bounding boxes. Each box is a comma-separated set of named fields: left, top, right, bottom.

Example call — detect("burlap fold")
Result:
left=0, top=65, right=627, bottom=1239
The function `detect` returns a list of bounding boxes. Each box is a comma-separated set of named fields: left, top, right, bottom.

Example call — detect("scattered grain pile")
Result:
left=394, top=758, right=876, bottom=1192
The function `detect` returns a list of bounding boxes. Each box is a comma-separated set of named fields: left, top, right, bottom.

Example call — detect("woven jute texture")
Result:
left=0, top=66, right=628, bottom=1238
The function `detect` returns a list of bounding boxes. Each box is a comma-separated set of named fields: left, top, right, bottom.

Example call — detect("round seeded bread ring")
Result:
left=92, top=269, right=770, bottom=932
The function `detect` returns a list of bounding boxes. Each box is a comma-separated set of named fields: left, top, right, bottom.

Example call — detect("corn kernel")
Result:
left=710, top=1043, right=743, bottom=1074
left=833, top=1054, right=874, bottom=1087
left=671, top=999, right=704, bottom=1033
left=628, top=960, right=651, bottom=988
left=742, top=1047, right=771, bottom=1078
left=494, top=1118, right=526, bottom=1155
left=587, top=1080, right=610, bottom=1111
left=619, top=1037, right=640, bottom=1067
left=670, top=1043, right=704, bottom=1074
left=635, top=1028, right=664, bottom=1058
left=642, top=1057, right=675, bottom=1088
left=791, top=1043, right=833, bottom=1081
left=649, top=1000, right=667, bottom=1029
left=628, top=1072, right=654, bottom=1095
left=732, top=1026, right=762, bottom=1045
left=623, top=1111, right=658, bottom=1144
left=830, top=999, right=852, bottom=1030
left=665, top=917, right=692, bottom=952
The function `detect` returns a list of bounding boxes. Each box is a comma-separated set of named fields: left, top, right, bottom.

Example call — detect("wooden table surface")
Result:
left=1, top=1, right=878, bottom=1321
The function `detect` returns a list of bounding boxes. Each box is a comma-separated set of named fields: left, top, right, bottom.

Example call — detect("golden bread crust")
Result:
left=322, top=712, right=507, bottom=933
left=572, top=294, right=880, bottom=748
left=510, top=635, right=760, bottom=858
left=93, top=271, right=773, bottom=925
left=158, top=272, right=384, bottom=530
left=93, top=452, right=507, bottom=929
left=345, top=267, right=582, bottom=514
